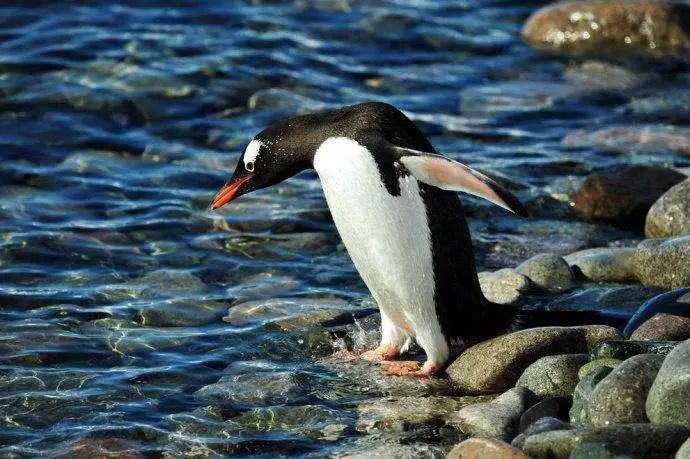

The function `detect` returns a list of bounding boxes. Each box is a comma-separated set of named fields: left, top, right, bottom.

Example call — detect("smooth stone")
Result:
left=57, top=438, right=144, bottom=459
left=646, top=339, right=690, bottom=429
left=586, top=353, right=664, bottom=426
left=516, top=354, right=589, bottom=398
left=570, top=442, right=633, bottom=458
left=447, top=437, right=530, bottom=459
left=136, top=299, right=224, bottom=327
left=624, top=288, right=690, bottom=338
left=518, top=397, right=571, bottom=433
left=562, top=125, right=690, bottom=156
left=478, top=268, right=530, bottom=305
left=631, top=313, right=690, bottom=341
left=512, top=417, right=571, bottom=450
left=522, top=0, right=690, bottom=57
left=578, top=358, right=622, bottom=380
left=195, top=371, right=308, bottom=407
left=570, top=366, right=613, bottom=425
left=646, top=179, right=690, bottom=238
left=564, top=60, right=647, bottom=92
left=676, top=437, right=690, bottom=459
left=633, top=236, right=690, bottom=290
left=564, top=247, right=637, bottom=283
left=452, top=387, right=537, bottom=441
left=447, top=326, right=621, bottom=394
left=357, top=395, right=493, bottom=433
left=516, top=253, right=575, bottom=292
left=571, top=166, right=685, bottom=229
left=520, top=424, right=689, bottom=459
left=546, top=285, right=662, bottom=315
left=592, top=340, right=678, bottom=360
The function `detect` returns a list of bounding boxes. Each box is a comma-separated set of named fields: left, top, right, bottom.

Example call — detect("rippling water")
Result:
left=1, top=1, right=689, bottom=456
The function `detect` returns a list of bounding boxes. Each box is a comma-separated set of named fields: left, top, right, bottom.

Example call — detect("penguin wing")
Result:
left=394, top=146, right=528, bottom=217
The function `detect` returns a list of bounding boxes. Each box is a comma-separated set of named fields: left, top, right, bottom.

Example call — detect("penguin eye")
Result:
left=245, top=161, right=255, bottom=172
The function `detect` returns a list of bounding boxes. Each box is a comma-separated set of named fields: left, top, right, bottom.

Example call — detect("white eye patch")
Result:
left=243, top=139, right=262, bottom=171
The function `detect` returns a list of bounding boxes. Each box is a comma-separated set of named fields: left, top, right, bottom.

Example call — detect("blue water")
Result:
left=1, top=1, right=688, bottom=456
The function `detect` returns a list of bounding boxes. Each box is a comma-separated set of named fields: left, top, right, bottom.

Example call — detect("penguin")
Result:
left=210, top=102, right=528, bottom=376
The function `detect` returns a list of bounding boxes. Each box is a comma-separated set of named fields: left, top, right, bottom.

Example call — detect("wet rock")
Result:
left=478, top=268, right=530, bottom=305
left=136, top=299, right=224, bottom=327
left=646, top=179, right=690, bottom=238
left=646, top=339, right=690, bottom=429
left=518, top=397, right=571, bottom=433
left=512, top=417, right=571, bottom=450
left=516, top=354, right=589, bottom=398
left=522, top=0, right=690, bottom=57
left=334, top=432, right=448, bottom=458
left=587, top=353, right=664, bottom=426
left=516, top=253, right=575, bottom=292
left=632, top=236, right=690, bottom=289
left=357, top=395, right=493, bottom=433
left=57, top=437, right=144, bottom=459
left=578, top=358, right=622, bottom=380
left=570, top=366, right=613, bottom=425
left=547, top=285, right=661, bottom=315
left=520, top=424, right=689, bottom=459
left=459, top=81, right=574, bottom=117
left=447, top=437, right=530, bottom=459
left=247, top=88, right=325, bottom=113
left=569, top=442, right=631, bottom=458
left=447, top=326, right=621, bottom=394
left=564, top=60, right=648, bottom=92
left=631, top=313, right=690, bottom=341
left=563, top=125, right=690, bottom=156
left=453, top=387, right=537, bottom=441
left=624, top=287, right=690, bottom=338
left=196, top=371, right=310, bottom=407
left=571, top=166, right=685, bottom=229
left=564, top=247, right=637, bottom=283
left=592, top=340, right=678, bottom=360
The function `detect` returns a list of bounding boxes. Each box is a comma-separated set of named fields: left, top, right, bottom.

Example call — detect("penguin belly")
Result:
left=313, top=137, right=449, bottom=364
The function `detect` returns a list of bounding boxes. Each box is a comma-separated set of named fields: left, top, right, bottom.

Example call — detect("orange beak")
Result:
left=209, top=175, right=253, bottom=210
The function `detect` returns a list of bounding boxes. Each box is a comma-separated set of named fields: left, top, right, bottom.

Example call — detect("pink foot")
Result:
left=380, top=360, right=441, bottom=377
left=361, top=344, right=400, bottom=362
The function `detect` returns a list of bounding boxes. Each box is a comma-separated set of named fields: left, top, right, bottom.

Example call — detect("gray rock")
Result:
left=633, top=236, right=690, bottom=290
left=677, top=437, right=690, bottom=459
left=570, top=366, right=613, bottom=425
left=564, top=247, right=637, bottom=283
left=592, top=340, right=679, bottom=360
left=516, top=253, right=575, bottom=292
left=562, top=125, right=690, bottom=157
left=520, top=424, right=689, bottom=459
left=578, top=358, right=622, bottom=380
left=564, top=61, right=647, bottom=92
left=522, top=1, right=690, bottom=57
left=586, top=353, right=664, bottom=426
left=512, top=417, right=571, bottom=450
left=452, top=387, right=537, bottom=441
left=631, top=314, right=690, bottom=341
left=646, top=179, right=690, bottom=238
left=516, top=354, right=589, bottom=398
left=625, top=287, right=690, bottom=338
left=137, top=299, right=224, bottom=327
left=646, top=339, right=690, bottom=429
left=478, top=268, right=530, bottom=305
left=447, top=326, right=621, bottom=394
left=196, top=371, right=309, bottom=407
left=518, top=397, right=571, bottom=434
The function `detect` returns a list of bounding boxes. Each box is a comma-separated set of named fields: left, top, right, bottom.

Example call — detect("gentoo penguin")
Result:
left=210, top=102, right=528, bottom=376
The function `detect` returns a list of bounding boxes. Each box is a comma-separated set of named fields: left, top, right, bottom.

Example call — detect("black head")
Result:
left=210, top=102, right=430, bottom=209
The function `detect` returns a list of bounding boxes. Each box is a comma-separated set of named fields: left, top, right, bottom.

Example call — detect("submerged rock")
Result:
left=632, top=236, right=690, bottom=289
left=562, top=125, right=690, bottom=156
left=447, top=326, right=620, bottom=394
left=646, top=339, right=690, bottom=429
left=646, top=179, right=690, bottom=238
left=522, top=0, right=690, bottom=57
left=196, top=371, right=311, bottom=408
left=571, top=166, right=685, bottom=229
left=478, top=268, right=530, bottom=305
left=447, top=437, right=530, bottom=459
left=564, top=247, right=637, bottom=283
left=516, top=253, right=575, bottom=292
left=516, top=354, right=589, bottom=398
left=624, top=287, right=690, bottom=338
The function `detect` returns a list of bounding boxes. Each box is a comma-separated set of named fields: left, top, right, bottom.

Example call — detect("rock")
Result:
left=564, top=247, right=637, bottom=283
left=677, top=437, right=690, bottom=459
left=520, top=424, right=689, bottom=459
left=447, top=438, right=530, bottom=459
left=136, top=299, right=224, bottom=327
left=564, top=60, right=647, bottom=92
left=512, top=417, right=571, bottom=450
left=633, top=236, right=690, bottom=289
left=646, top=179, right=690, bottom=238
left=631, top=313, right=690, bottom=341
left=624, top=288, right=690, bottom=338
left=592, top=340, right=678, bottom=360
left=356, top=395, right=493, bottom=433
left=646, top=339, right=690, bottom=429
left=516, top=354, right=589, bottom=398
left=196, top=371, right=310, bottom=407
left=478, top=268, right=530, bottom=305
left=563, top=125, right=690, bottom=156
left=571, top=166, right=685, bottom=229
left=57, top=438, right=144, bottom=459
left=518, top=397, right=571, bottom=433
left=516, top=253, right=575, bottom=292
left=447, top=326, right=621, bottom=394
left=570, top=366, right=613, bottom=425
left=452, top=387, right=537, bottom=441
left=522, top=0, right=690, bottom=57
left=586, top=353, right=664, bottom=426
left=578, top=358, right=622, bottom=380
left=546, top=285, right=661, bottom=316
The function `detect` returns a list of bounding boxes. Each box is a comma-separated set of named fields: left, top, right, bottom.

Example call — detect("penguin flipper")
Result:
left=395, top=147, right=528, bottom=217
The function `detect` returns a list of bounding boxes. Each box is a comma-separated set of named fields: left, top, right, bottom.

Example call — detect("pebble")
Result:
left=563, top=247, right=637, bottom=283
left=516, top=253, right=575, bottom=292
left=516, top=354, right=589, bottom=398
left=586, top=353, right=664, bottom=426
left=632, top=236, right=690, bottom=290
left=447, top=326, right=621, bottom=394
left=447, top=437, right=530, bottom=459
left=577, top=358, right=621, bottom=380
left=478, top=268, right=530, bottom=305
left=452, top=387, right=537, bottom=441
left=646, top=179, right=690, bottom=238
left=646, top=339, right=690, bottom=429
left=570, top=366, right=612, bottom=425
left=591, top=340, right=678, bottom=360
left=624, top=287, right=690, bottom=338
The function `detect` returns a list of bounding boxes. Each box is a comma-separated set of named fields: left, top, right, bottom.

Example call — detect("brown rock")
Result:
left=630, top=313, right=690, bottom=341
left=57, top=438, right=144, bottom=459
left=447, top=437, right=530, bottom=459
left=446, top=326, right=622, bottom=394
left=571, top=166, right=685, bottom=229
left=646, top=179, right=690, bottom=238
left=522, top=0, right=690, bottom=57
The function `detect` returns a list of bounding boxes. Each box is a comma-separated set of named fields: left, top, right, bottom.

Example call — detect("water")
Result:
left=0, top=1, right=688, bottom=456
